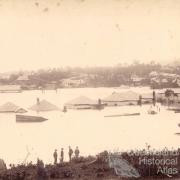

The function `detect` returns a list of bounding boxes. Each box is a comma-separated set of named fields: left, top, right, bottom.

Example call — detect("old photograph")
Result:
left=0, top=0, right=180, bottom=179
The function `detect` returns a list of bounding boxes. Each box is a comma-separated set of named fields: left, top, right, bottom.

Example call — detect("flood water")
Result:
left=0, top=87, right=180, bottom=165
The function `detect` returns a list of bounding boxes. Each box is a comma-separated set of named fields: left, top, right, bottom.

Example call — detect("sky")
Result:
left=0, top=0, right=180, bottom=72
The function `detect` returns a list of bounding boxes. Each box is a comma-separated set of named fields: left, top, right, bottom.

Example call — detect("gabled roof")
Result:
left=29, top=99, right=59, bottom=111
left=65, top=96, right=97, bottom=105
left=0, top=102, right=27, bottom=113
left=103, top=91, right=139, bottom=102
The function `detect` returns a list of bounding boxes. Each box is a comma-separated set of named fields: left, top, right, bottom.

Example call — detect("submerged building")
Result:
left=102, top=91, right=140, bottom=106
left=29, top=99, right=59, bottom=112
left=65, top=96, right=99, bottom=109
left=0, top=102, right=27, bottom=113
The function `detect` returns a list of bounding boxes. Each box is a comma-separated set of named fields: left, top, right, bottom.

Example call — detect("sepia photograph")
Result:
left=0, top=0, right=180, bottom=179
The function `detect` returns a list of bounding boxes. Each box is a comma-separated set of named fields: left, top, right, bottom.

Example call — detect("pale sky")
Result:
left=0, top=0, right=180, bottom=72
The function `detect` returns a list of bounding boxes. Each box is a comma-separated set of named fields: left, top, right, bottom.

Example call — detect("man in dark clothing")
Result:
left=53, top=149, right=58, bottom=164
left=60, top=148, right=64, bottom=163
left=75, top=146, right=80, bottom=159
left=68, top=146, right=73, bottom=162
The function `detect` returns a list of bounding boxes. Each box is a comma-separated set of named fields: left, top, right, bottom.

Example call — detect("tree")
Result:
left=165, top=89, right=174, bottom=109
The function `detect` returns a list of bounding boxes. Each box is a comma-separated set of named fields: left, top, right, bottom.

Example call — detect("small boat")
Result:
left=16, top=114, right=48, bottom=123
left=104, top=113, right=140, bottom=118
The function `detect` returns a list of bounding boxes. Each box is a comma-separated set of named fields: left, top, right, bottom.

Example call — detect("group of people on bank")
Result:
left=53, top=146, right=80, bottom=164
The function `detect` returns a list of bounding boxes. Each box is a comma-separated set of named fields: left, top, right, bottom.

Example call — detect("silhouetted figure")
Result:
left=60, top=148, right=64, bottom=163
left=75, top=146, right=80, bottom=159
left=68, top=146, right=73, bottom=162
left=53, top=149, right=58, bottom=164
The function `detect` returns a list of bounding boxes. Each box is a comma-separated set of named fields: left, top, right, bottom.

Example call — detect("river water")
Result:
left=0, top=87, right=179, bottom=165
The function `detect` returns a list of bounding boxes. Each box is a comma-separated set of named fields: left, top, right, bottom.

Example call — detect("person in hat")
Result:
left=68, top=146, right=73, bottom=162
left=60, top=148, right=64, bottom=163
left=53, top=149, right=58, bottom=164
left=75, top=146, right=80, bottom=159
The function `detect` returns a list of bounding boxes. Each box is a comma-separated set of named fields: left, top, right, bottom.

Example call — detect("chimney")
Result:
left=37, top=98, right=40, bottom=105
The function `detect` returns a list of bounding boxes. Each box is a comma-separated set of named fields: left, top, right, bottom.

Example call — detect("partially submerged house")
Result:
left=0, top=85, right=21, bottom=93
left=29, top=99, right=59, bottom=112
left=65, top=96, right=99, bottom=109
left=149, top=71, right=180, bottom=88
left=102, top=91, right=140, bottom=106
left=141, top=93, right=153, bottom=104
left=0, top=102, right=27, bottom=113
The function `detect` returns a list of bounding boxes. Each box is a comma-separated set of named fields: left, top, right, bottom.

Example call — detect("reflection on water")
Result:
left=0, top=87, right=180, bottom=165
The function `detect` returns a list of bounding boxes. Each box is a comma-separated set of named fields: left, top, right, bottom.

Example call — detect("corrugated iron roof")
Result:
left=103, top=91, right=139, bottom=102
left=65, top=96, right=97, bottom=105
left=29, top=99, right=59, bottom=111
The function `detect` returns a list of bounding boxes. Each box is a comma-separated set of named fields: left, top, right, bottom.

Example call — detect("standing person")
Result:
left=53, top=149, right=58, bottom=165
left=68, top=146, right=73, bottom=162
left=60, top=148, right=64, bottom=163
left=75, top=146, right=80, bottom=159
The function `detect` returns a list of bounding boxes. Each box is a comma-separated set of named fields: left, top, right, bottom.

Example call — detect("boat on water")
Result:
left=104, top=113, right=140, bottom=118
left=16, top=114, right=48, bottom=123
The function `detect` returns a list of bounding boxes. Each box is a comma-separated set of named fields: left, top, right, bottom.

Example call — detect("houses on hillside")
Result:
left=2, top=67, right=180, bottom=89
left=60, top=77, right=86, bottom=88
left=130, top=74, right=146, bottom=86
left=149, top=71, right=180, bottom=89
left=0, top=85, right=21, bottom=93
left=15, top=74, right=30, bottom=84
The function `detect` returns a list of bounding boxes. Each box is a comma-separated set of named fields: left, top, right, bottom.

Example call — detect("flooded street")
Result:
left=0, top=87, right=180, bottom=165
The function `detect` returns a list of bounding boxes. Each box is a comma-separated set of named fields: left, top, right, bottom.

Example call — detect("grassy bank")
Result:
left=0, top=149, right=180, bottom=180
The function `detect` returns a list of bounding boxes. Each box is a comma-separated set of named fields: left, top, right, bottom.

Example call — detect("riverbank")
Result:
left=0, top=149, right=180, bottom=180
